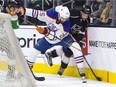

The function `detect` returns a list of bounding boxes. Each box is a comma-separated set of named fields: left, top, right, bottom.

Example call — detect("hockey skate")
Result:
left=44, top=52, right=53, bottom=67
left=57, top=67, right=65, bottom=76
left=78, top=68, right=87, bottom=83
left=6, top=65, right=15, bottom=80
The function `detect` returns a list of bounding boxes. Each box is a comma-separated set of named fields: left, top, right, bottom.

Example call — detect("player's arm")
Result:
left=25, top=8, right=47, bottom=22
left=8, top=1, right=58, bottom=23
left=25, top=8, right=57, bottom=23
left=9, top=6, right=57, bottom=23
left=81, top=17, right=90, bottom=32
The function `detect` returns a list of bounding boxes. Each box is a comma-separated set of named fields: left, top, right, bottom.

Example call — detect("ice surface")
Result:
left=35, top=73, right=116, bottom=87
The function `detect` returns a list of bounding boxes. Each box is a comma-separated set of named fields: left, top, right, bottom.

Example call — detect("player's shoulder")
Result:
left=46, top=10, right=58, bottom=19
left=63, top=20, right=71, bottom=32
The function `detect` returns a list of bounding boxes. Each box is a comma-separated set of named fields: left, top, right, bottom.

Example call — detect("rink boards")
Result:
left=14, top=25, right=116, bottom=84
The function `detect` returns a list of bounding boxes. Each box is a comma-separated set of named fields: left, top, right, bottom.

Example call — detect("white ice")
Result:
left=35, top=73, right=116, bottom=87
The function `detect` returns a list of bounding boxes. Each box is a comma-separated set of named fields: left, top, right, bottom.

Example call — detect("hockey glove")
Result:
left=36, top=27, right=50, bottom=36
left=6, top=1, right=25, bottom=16
left=17, top=6, right=25, bottom=16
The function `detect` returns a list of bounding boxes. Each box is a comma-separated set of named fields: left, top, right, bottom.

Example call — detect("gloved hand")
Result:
left=36, top=27, right=50, bottom=36
left=5, top=1, right=25, bottom=16
left=16, top=6, right=25, bottom=16
left=76, top=34, right=84, bottom=47
left=36, top=27, right=45, bottom=34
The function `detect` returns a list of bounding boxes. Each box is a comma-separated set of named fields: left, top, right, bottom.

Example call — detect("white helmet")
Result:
left=56, top=6, right=70, bottom=19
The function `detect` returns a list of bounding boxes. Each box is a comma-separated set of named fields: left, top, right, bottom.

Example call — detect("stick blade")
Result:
left=97, top=77, right=102, bottom=81
left=34, top=76, right=45, bottom=81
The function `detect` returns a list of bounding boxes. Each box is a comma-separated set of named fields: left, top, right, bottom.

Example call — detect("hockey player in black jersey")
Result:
left=70, top=5, right=91, bottom=47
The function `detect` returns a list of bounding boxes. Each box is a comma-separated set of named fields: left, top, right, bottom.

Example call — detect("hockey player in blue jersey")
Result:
left=44, top=5, right=91, bottom=83
left=9, top=2, right=86, bottom=82
left=24, top=5, right=72, bottom=66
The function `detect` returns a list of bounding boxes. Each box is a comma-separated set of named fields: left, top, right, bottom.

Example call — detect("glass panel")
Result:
left=3, top=0, right=115, bottom=27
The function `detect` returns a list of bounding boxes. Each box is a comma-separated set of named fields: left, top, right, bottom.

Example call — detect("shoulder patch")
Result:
left=46, top=10, right=58, bottom=19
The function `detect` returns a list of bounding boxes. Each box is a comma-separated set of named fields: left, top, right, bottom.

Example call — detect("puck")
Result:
left=82, top=80, right=87, bottom=83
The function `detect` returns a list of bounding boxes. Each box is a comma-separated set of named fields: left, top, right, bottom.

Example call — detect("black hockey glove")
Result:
left=76, top=34, right=84, bottom=47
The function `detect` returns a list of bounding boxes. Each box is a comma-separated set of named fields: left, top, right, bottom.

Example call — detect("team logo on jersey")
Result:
left=71, top=24, right=82, bottom=34
left=47, top=23, right=57, bottom=31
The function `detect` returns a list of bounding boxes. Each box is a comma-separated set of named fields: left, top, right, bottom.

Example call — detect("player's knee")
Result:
left=61, top=61, right=68, bottom=69
left=63, top=48, right=73, bottom=58
left=51, top=49, right=58, bottom=57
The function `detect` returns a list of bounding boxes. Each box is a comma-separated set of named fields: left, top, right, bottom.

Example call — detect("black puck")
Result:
left=82, top=80, right=87, bottom=83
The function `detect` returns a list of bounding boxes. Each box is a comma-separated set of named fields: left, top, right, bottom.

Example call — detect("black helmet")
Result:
left=82, top=5, right=91, bottom=14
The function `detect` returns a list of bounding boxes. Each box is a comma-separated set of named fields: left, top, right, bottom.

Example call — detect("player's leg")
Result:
left=69, top=42, right=86, bottom=81
left=44, top=45, right=63, bottom=67
left=26, top=37, right=50, bottom=81
left=27, top=37, right=50, bottom=67
left=26, top=48, right=41, bottom=69
left=57, top=48, right=72, bottom=76
left=26, top=48, right=46, bottom=81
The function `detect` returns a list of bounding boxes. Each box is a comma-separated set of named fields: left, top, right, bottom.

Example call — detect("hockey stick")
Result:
left=47, top=33, right=101, bottom=81
left=47, top=32, right=91, bottom=55
left=50, top=32, right=101, bottom=81
left=46, top=31, right=101, bottom=81
left=30, top=68, right=45, bottom=81
left=82, top=55, right=101, bottom=81
left=19, top=16, right=91, bottom=55
left=49, top=33, right=101, bottom=81
left=19, top=17, right=101, bottom=81
left=26, top=59, right=45, bottom=81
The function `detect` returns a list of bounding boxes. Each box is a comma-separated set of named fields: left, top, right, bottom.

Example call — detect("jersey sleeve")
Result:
left=81, top=17, right=90, bottom=32
left=25, top=8, right=58, bottom=24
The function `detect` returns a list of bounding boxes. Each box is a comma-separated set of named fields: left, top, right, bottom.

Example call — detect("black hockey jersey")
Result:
left=69, top=8, right=90, bottom=47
